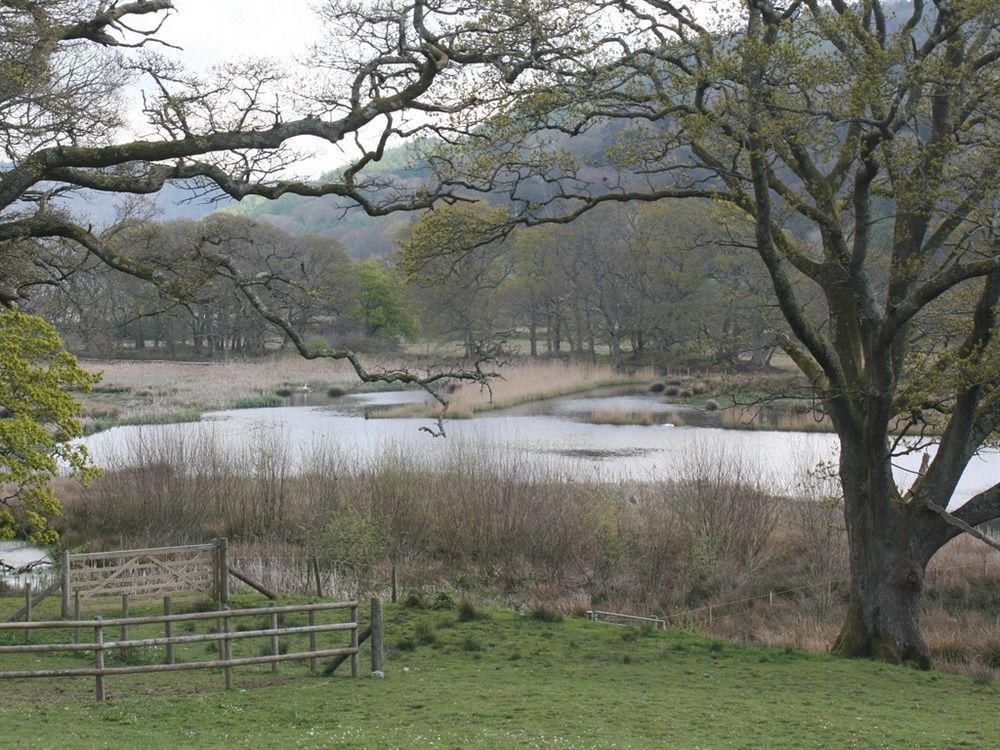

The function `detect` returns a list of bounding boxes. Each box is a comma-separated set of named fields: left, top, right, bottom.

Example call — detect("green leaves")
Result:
left=0, top=308, right=98, bottom=543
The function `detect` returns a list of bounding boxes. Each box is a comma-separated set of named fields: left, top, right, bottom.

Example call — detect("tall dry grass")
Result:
left=378, top=360, right=649, bottom=418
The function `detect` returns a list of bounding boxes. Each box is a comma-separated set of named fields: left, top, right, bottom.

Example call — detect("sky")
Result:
left=137, top=1, right=337, bottom=177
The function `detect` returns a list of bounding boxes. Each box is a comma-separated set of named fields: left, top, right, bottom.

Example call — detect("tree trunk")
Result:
left=832, top=449, right=933, bottom=667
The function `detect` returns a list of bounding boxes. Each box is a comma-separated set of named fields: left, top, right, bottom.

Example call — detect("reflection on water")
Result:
left=80, top=391, right=1000, bottom=510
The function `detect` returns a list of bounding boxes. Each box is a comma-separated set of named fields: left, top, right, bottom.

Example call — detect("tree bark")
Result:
left=831, top=443, right=935, bottom=667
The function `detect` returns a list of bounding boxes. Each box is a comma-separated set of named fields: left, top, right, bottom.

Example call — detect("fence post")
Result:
left=769, top=590, right=774, bottom=607
left=73, top=591, right=81, bottom=644
left=120, top=593, right=130, bottom=653
left=350, top=603, right=359, bottom=678
left=312, top=556, right=323, bottom=598
left=94, top=616, right=105, bottom=702
left=270, top=602, right=279, bottom=673
left=370, top=597, right=384, bottom=675
left=216, top=538, right=229, bottom=606
left=61, top=553, right=70, bottom=617
left=23, top=581, right=31, bottom=643
left=164, top=596, right=174, bottom=665
left=707, top=604, right=713, bottom=627
left=222, top=605, right=233, bottom=690
left=308, top=610, right=317, bottom=672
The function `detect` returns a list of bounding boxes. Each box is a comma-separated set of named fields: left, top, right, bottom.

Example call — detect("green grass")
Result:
left=0, top=600, right=995, bottom=749
left=230, top=395, right=284, bottom=409
left=82, top=408, right=203, bottom=435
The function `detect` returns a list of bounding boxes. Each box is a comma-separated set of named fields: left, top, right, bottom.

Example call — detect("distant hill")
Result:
left=61, top=181, right=230, bottom=228
left=225, top=121, right=622, bottom=259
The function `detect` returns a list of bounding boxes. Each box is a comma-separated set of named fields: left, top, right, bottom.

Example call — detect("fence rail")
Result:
left=61, top=540, right=227, bottom=615
left=0, top=598, right=383, bottom=701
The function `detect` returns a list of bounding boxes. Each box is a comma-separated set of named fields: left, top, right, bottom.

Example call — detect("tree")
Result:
left=0, top=0, right=590, bottom=416
left=354, top=261, right=418, bottom=343
left=433, top=0, right=1000, bottom=665
left=402, top=203, right=514, bottom=358
left=0, top=308, right=96, bottom=542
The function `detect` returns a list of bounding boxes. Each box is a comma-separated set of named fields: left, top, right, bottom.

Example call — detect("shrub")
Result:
left=705, top=399, right=720, bottom=411
left=432, top=592, right=456, bottom=610
left=648, top=382, right=666, bottom=393
left=529, top=604, right=563, bottom=623
left=664, top=385, right=680, bottom=397
left=457, top=598, right=485, bottom=622
left=404, top=592, right=427, bottom=609
left=275, top=388, right=293, bottom=398
left=396, top=637, right=417, bottom=652
left=679, top=388, right=693, bottom=398
left=462, top=636, right=483, bottom=652
left=327, top=386, right=347, bottom=398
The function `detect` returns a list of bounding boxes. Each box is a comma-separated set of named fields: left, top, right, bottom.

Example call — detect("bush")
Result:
left=664, top=385, right=680, bottom=397
left=275, top=388, right=293, bottom=398
left=327, top=386, right=347, bottom=398
left=648, top=382, right=666, bottom=393
left=404, top=592, right=427, bottom=609
left=457, top=598, right=485, bottom=622
left=679, top=388, right=693, bottom=398
left=432, top=592, right=456, bottom=610
left=705, top=399, right=720, bottom=411
left=529, top=604, right=563, bottom=623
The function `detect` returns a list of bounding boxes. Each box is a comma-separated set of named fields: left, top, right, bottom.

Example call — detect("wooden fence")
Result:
left=60, top=540, right=229, bottom=617
left=0, top=598, right=385, bottom=701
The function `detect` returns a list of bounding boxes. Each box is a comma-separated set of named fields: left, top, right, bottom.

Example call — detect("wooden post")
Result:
left=73, top=591, right=81, bottom=644
left=217, top=611, right=225, bottom=662
left=222, top=605, right=233, bottom=690
left=94, top=616, right=105, bottom=701
left=23, top=581, right=31, bottom=643
left=120, top=593, right=130, bottom=653
left=312, top=556, right=323, bottom=598
left=350, top=604, right=359, bottom=678
left=308, top=610, right=317, bottom=672
left=164, top=596, right=174, bottom=665
left=61, top=553, right=70, bottom=617
left=390, top=563, right=398, bottom=604
left=370, top=597, right=384, bottom=675
left=217, top=538, right=230, bottom=606
left=769, top=590, right=774, bottom=607
left=270, top=604, right=279, bottom=673
left=707, top=604, right=713, bottom=627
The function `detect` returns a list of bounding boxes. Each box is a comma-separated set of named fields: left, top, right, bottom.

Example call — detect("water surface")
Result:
left=81, top=391, right=999, bottom=509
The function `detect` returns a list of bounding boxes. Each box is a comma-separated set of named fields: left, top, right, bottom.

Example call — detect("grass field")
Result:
left=1, top=596, right=995, bottom=749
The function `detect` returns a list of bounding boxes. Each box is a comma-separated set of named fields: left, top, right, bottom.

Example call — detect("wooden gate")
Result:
left=60, top=540, right=228, bottom=616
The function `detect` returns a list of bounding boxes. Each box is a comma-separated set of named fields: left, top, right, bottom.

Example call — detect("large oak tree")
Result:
left=431, top=0, right=1000, bottom=665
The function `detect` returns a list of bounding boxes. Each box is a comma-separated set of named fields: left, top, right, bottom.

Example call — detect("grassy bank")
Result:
left=0, top=600, right=996, bottom=749
left=76, top=356, right=401, bottom=433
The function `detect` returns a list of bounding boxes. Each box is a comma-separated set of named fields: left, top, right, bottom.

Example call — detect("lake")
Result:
left=81, top=392, right=999, bottom=510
